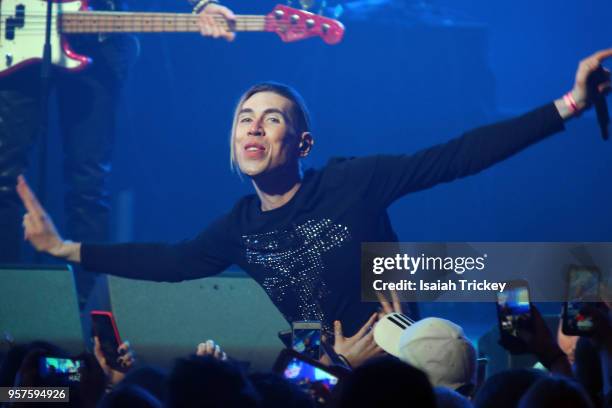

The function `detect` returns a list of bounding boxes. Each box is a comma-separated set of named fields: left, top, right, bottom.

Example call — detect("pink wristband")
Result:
left=563, top=92, right=578, bottom=113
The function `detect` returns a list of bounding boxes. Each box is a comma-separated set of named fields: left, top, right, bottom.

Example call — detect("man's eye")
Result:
left=239, top=117, right=252, bottom=123
left=267, top=117, right=281, bottom=123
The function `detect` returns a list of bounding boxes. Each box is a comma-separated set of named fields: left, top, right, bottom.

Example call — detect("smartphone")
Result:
left=273, top=348, right=346, bottom=404
left=562, top=265, right=601, bottom=336
left=292, top=321, right=322, bottom=360
left=496, top=279, right=532, bottom=354
left=91, top=310, right=122, bottom=370
left=39, top=356, right=83, bottom=382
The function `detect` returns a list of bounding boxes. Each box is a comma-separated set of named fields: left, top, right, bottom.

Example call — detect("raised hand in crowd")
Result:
left=332, top=313, right=385, bottom=368
left=93, top=336, right=136, bottom=386
left=557, top=318, right=579, bottom=364
left=196, top=339, right=228, bottom=361
left=581, top=303, right=612, bottom=354
left=499, top=304, right=573, bottom=377
left=195, top=2, right=236, bottom=41
left=376, top=290, right=404, bottom=320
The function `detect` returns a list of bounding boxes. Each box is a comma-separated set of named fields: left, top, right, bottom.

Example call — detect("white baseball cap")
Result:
left=373, top=312, right=414, bottom=358
left=398, top=317, right=476, bottom=390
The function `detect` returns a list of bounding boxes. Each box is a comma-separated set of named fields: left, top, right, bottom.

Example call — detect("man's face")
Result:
left=233, top=91, right=300, bottom=177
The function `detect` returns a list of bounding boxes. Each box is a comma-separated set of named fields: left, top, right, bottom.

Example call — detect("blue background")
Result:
left=39, top=0, right=612, bottom=339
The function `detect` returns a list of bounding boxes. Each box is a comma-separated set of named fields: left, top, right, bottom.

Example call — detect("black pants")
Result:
left=0, top=34, right=138, bottom=310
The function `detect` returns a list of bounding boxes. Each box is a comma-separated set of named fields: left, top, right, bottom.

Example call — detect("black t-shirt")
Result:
left=82, top=103, right=564, bottom=335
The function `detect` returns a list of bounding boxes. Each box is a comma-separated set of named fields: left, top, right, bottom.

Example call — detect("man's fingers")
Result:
left=16, top=176, right=45, bottom=215
left=355, top=331, right=374, bottom=347
left=376, top=292, right=393, bottom=314
left=354, top=313, right=378, bottom=339
left=22, top=214, right=33, bottom=240
left=93, top=336, right=101, bottom=351
left=215, top=5, right=235, bottom=21
left=592, top=48, right=612, bottom=63
left=334, top=320, right=344, bottom=341
left=117, top=340, right=130, bottom=354
left=198, top=15, right=213, bottom=36
left=390, top=290, right=402, bottom=313
left=206, top=3, right=235, bottom=20
left=196, top=342, right=207, bottom=356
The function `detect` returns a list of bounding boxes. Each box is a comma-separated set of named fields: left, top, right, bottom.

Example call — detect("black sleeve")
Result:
left=80, top=216, right=233, bottom=282
left=358, top=102, right=565, bottom=208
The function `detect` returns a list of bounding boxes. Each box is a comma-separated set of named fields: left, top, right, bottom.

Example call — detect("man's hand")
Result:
left=580, top=303, right=612, bottom=354
left=196, top=339, right=228, bottom=361
left=17, top=175, right=62, bottom=253
left=376, top=291, right=404, bottom=321
left=572, top=49, right=612, bottom=109
left=557, top=48, right=612, bottom=119
left=499, top=304, right=572, bottom=376
left=93, top=336, right=135, bottom=386
left=196, top=3, right=236, bottom=42
left=333, top=313, right=384, bottom=368
left=16, top=175, right=81, bottom=261
left=557, top=317, right=579, bottom=364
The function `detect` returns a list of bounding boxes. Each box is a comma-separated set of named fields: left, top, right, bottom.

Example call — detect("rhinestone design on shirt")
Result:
left=242, top=218, right=351, bottom=328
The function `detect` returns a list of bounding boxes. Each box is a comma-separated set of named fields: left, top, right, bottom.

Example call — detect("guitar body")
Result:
left=1, top=0, right=90, bottom=77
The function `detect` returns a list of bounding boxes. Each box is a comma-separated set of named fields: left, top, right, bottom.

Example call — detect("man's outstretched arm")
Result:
left=16, top=175, right=230, bottom=282
left=355, top=49, right=611, bottom=208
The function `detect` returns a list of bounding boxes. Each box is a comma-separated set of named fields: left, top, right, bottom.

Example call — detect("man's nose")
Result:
left=248, top=119, right=264, bottom=136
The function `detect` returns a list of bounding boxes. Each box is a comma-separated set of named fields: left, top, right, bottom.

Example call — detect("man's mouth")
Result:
left=244, top=143, right=266, bottom=152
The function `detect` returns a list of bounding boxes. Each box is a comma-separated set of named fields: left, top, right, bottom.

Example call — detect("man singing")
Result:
left=16, top=49, right=612, bottom=342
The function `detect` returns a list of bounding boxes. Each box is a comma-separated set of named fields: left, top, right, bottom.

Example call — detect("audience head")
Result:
left=119, top=365, right=168, bottom=402
left=98, top=384, right=162, bottom=408
left=166, top=355, right=260, bottom=408
left=435, top=386, right=473, bottom=408
left=517, top=376, right=594, bottom=408
left=249, top=372, right=314, bottom=408
left=473, top=368, right=545, bottom=408
left=335, top=355, right=436, bottom=408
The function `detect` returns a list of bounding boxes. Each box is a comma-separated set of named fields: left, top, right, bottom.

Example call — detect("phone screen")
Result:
left=292, top=323, right=321, bottom=360
left=282, top=356, right=339, bottom=390
left=39, top=357, right=82, bottom=382
left=91, top=311, right=122, bottom=369
left=497, top=283, right=531, bottom=338
left=565, top=266, right=600, bottom=333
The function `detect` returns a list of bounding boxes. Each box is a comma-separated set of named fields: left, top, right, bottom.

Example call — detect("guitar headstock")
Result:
left=265, top=5, right=344, bottom=45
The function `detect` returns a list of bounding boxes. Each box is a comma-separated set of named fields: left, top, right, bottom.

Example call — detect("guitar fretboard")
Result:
left=60, top=12, right=267, bottom=33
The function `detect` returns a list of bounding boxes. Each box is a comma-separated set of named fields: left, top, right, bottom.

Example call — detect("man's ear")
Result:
left=298, top=132, right=314, bottom=157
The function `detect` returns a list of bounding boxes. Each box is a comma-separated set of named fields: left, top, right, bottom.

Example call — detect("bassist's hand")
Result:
left=196, top=3, right=236, bottom=42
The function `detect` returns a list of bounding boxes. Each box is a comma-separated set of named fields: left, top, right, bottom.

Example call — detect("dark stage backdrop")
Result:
left=38, top=0, right=612, bottom=340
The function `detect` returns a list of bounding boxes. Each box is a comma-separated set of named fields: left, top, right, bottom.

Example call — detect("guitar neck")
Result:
left=60, top=12, right=266, bottom=33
